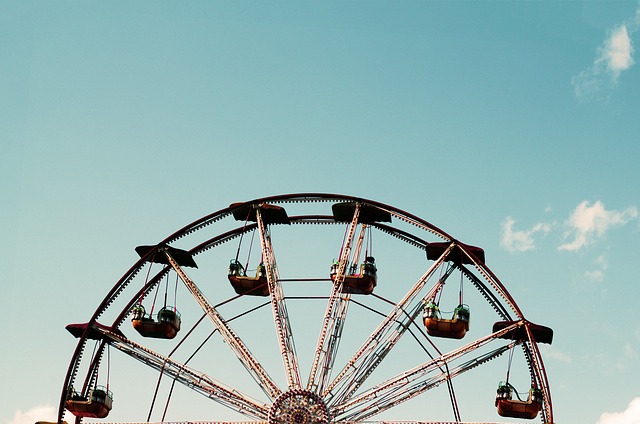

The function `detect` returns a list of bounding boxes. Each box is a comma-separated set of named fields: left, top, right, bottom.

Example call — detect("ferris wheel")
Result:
left=57, top=193, right=555, bottom=424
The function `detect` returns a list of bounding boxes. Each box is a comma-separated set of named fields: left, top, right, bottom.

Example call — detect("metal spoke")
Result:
left=307, top=204, right=362, bottom=392
left=163, top=249, right=281, bottom=400
left=324, top=244, right=457, bottom=405
left=338, top=344, right=513, bottom=422
left=89, top=325, right=270, bottom=419
left=331, top=321, right=525, bottom=420
left=255, top=208, right=302, bottom=389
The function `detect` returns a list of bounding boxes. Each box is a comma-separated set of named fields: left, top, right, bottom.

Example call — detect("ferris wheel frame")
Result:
left=57, top=193, right=555, bottom=424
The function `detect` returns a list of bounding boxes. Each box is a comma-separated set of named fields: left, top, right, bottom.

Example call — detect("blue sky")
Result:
left=2, top=1, right=640, bottom=423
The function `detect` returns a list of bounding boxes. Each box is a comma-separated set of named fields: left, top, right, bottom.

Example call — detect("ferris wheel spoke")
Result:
left=337, top=343, right=514, bottom=422
left=307, top=204, right=363, bottom=392
left=318, top=291, right=351, bottom=393
left=324, top=245, right=457, bottom=405
left=331, top=322, right=524, bottom=421
left=163, top=249, right=282, bottom=400
left=255, top=208, right=302, bottom=389
left=90, top=325, right=270, bottom=419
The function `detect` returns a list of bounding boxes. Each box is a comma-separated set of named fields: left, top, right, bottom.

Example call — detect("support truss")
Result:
left=307, top=203, right=362, bottom=392
left=255, top=208, right=302, bottom=389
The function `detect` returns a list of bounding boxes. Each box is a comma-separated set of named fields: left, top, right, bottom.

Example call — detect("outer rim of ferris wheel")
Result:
left=57, top=193, right=554, bottom=424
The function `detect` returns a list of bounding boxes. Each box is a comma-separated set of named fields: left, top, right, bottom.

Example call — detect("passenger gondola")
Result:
left=227, top=259, right=270, bottom=296
left=423, top=302, right=470, bottom=339
left=65, top=386, right=113, bottom=419
left=131, top=305, right=181, bottom=339
left=331, top=256, right=377, bottom=295
left=495, top=382, right=543, bottom=419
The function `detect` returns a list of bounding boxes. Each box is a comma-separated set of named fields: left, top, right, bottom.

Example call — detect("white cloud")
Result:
left=7, top=406, right=56, bottom=424
left=559, top=201, right=638, bottom=251
left=596, top=397, right=640, bottom=424
left=572, top=5, right=639, bottom=99
left=605, top=25, right=634, bottom=76
left=500, top=217, right=551, bottom=253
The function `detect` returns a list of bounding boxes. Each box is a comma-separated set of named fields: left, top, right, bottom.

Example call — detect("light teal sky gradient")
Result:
left=2, top=2, right=640, bottom=424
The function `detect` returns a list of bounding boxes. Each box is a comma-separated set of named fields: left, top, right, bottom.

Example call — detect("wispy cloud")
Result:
left=502, top=201, right=638, bottom=254
left=7, top=405, right=56, bottom=424
left=559, top=200, right=638, bottom=251
left=540, top=345, right=572, bottom=364
left=501, top=200, right=637, bottom=283
left=572, top=5, right=640, bottom=99
left=585, top=254, right=608, bottom=282
left=612, top=342, right=637, bottom=372
left=500, top=217, right=551, bottom=253
left=596, top=397, right=640, bottom=424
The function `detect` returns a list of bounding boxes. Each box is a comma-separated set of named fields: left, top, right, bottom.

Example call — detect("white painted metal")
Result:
left=255, top=208, right=302, bottom=389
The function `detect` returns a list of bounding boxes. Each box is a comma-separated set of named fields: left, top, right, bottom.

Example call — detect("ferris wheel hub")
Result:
left=268, top=389, right=330, bottom=424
